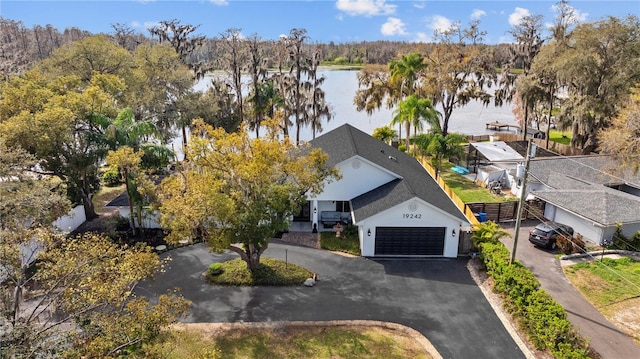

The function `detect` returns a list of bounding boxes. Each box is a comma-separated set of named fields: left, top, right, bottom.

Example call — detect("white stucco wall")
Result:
left=312, top=156, right=398, bottom=201
left=53, top=205, right=86, bottom=233
left=358, top=198, right=466, bottom=258
left=602, top=222, right=640, bottom=243
left=118, top=208, right=162, bottom=229
left=544, top=204, right=602, bottom=245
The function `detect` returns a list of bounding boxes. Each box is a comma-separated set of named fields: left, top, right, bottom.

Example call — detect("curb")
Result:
left=466, top=258, right=540, bottom=359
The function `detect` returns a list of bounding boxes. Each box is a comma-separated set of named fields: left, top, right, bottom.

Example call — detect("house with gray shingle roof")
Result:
left=302, top=124, right=471, bottom=257
left=526, top=155, right=640, bottom=245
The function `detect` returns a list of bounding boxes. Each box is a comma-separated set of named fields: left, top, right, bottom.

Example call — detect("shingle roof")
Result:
left=529, top=155, right=640, bottom=225
left=105, top=192, right=129, bottom=207
left=308, top=124, right=468, bottom=223
left=533, top=188, right=640, bottom=225
left=529, top=155, right=625, bottom=188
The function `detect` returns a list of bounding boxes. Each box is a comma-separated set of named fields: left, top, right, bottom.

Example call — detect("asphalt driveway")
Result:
left=502, top=219, right=640, bottom=359
left=137, top=241, right=525, bottom=359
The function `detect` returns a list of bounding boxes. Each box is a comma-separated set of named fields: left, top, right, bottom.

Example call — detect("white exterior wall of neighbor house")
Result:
left=52, top=205, right=87, bottom=233
left=117, top=207, right=162, bottom=229
left=544, top=204, right=603, bottom=245
left=602, top=222, right=640, bottom=243
left=358, top=199, right=463, bottom=258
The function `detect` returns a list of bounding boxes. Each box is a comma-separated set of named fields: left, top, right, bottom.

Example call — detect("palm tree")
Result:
left=413, top=132, right=466, bottom=177
left=470, top=221, right=510, bottom=251
left=389, top=53, right=426, bottom=147
left=391, top=94, right=440, bottom=150
left=248, top=80, right=283, bottom=137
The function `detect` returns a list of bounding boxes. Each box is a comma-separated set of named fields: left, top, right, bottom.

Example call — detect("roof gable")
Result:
left=309, top=124, right=468, bottom=223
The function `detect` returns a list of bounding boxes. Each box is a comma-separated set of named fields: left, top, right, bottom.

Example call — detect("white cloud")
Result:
left=132, top=21, right=160, bottom=31
left=335, top=0, right=396, bottom=17
left=509, top=7, right=530, bottom=26
left=426, top=15, right=454, bottom=34
left=413, top=1, right=426, bottom=10
left=209, top=0, right=229, bottom=5
left=381, top=17, right=407, bottom=36
left=470, top=9, right=487, bottom=20
left=550, top=3, right=589, bottom=23
left=413, top=32, right=432, bottom=43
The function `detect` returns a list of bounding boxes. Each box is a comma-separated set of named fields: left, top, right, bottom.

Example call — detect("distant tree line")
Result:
left=0, top=16, right=516, bottom=78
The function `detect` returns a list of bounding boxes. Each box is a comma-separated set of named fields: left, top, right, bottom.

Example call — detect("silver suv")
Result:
left=528, top=221, right=574, bottom=250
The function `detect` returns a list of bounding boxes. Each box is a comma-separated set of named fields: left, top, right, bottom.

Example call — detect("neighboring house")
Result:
left=465, top=141, right=640, bottom=245
left=467, top=140, right=524, bottom=188
left=526, top=155, right=640, bottom=245
left=105, top=192, right=162, bottom=229
left=302, top=124, right=472, bottom=258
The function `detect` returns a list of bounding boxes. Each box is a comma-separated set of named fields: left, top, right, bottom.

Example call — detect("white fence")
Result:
left=53, top=205, right=86, bottom=233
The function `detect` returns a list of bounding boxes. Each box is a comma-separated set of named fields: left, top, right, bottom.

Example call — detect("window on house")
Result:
left=335, top=201, right=351, bottom=212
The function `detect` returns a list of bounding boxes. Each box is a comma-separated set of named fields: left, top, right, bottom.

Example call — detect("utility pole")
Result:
left=511, top=139, right=535, bottom=265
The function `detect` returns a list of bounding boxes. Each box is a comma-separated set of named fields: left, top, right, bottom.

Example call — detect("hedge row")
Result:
left=479, top=242, right=593, bottom=358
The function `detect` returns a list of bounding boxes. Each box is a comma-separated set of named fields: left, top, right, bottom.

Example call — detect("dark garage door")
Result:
left=375, top=227, right=445, bottom=256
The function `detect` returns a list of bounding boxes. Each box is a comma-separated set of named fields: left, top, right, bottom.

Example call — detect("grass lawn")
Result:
left=93, top=183, right=125, bottom=212
left=439, top=168, right=512, bottom=203
left=206, top=257, right=313, bottom=286
left=563, top=256, right=640, bottom=345
left=549, top=129, right=572, bottom=145
left=320, top=231, right=361, bottom=256
left=139, top=324, right=432, bottom=359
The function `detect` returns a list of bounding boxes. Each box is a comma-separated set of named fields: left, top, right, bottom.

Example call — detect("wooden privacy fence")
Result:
left=491, top=133, right=586, bottom=156
left=419, top=158, right=480, bottom=226
left=465, top=200, right=545, bottom=223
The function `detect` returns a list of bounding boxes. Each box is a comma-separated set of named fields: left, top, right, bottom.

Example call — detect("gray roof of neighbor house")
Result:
left=527, top=155, right=629, bottom=188
left=105, top=192, right=129, bottom=207
left=308, top=124, right=468, bottom=223
left=533, top=188, right=640, bottom=225
left=529, top=155, right=640, bottom=225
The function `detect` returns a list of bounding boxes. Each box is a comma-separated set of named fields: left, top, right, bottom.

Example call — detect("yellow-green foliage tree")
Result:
left=599, top=87, right=640, bottom=174
left=106, top=146, right=156, bottom=233
left=157, top=116, right=340, bottom=270
left=0, top=70, right=124, bottom=220
left=0, top=141, right=189, bottom=358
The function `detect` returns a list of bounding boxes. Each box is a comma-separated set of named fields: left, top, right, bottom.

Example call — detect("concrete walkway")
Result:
left=137, top=241, right=525, bottom=359
left=502, top=219, right=640, bottom=359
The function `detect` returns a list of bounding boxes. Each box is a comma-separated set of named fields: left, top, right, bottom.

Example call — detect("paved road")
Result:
left=502, top=219, right=640, bottom=359
left=137, top=241, right=525, bottom=359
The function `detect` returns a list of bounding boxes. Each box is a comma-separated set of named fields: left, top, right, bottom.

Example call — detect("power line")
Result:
left=518, top=202, right=640, bottom=293
left=531, top=147, right=640, bottom=189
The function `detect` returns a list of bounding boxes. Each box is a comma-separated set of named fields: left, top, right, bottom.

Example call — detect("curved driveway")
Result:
left=137, top=241, right=524, bottom=359
left=503, top=219, right=640, bottom=359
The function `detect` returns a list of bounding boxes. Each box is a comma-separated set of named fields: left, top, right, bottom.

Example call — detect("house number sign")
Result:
left=402, top=213, right=423, bottom=219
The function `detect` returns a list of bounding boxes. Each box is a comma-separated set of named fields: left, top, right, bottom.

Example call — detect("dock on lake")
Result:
left=486, top=121, right=519, bottom=131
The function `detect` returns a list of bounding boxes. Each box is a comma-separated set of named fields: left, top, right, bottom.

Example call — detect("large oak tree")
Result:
left=157, top=117, right=340, bottom=270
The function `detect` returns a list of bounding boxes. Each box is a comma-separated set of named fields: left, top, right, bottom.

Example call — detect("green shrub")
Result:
left=208, top=262, right=223, bottom=275
left=477, top=241, right=591, bottom=358
left=102, top=169, right=121, bottom=186
left=320, top=231, right=360, bottom=256
left=471, top=221, right=510, bottom=250
left=206, top=258, right=313, bottom=286
left=557, top=233, right=586, bottom=255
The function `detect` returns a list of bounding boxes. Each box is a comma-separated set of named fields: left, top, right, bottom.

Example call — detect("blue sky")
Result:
left=1, top=1, right=638, bottom=44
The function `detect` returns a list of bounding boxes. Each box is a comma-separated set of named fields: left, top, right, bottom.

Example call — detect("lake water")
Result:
left=189, top=69, right=517, bottom=145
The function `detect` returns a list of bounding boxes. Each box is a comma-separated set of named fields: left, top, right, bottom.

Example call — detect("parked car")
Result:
left=528, top=221, right=574, bottom=250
